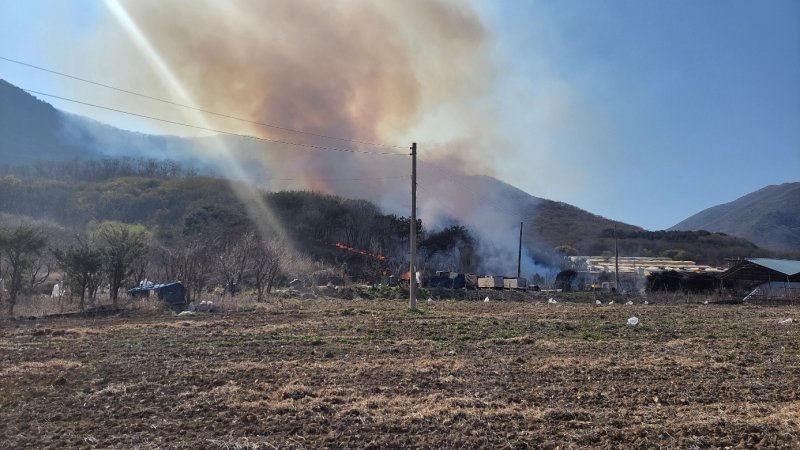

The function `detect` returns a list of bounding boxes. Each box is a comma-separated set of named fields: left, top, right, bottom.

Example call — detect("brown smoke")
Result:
left=103, top=0, right=491, bottom=194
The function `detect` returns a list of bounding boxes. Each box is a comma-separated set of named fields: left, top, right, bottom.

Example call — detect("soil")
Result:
left=1, top=299, right=798, bottom=449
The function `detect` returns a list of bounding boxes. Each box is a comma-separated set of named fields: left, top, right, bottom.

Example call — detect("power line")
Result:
left=16, top=87, right=408, bottom=157
left=265, top=175, right=409, bottom=182
left=0, top=55, right=405, bottom=150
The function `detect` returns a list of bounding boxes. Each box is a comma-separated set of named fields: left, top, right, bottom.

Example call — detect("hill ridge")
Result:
left=670, top=182, right=800, bottom=252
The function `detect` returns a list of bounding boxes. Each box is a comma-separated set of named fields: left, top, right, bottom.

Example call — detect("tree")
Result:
left=155, top=234, right=216, bottom=303
left=92, top=221, right=151, bottom=306
left=420, top=225, right=478, bottom=272
left=555, top=269, right=577, bottom=292
left=250, top=235, right=286, bottom=302
left=54, top=243, right=104, bottom=311
left=0, top=224, right=47, bottom=315
left=555, top=245, right=579, bottom=257
left=215, top=233, right=253, bottom=297
left=24, top=249, right=52, bottom=294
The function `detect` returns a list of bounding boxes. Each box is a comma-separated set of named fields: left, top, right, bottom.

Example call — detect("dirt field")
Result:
left=1, top=298, right=798, bottom=449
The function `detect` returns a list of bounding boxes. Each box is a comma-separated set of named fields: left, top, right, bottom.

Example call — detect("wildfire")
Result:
left=334, top=242, right=386, bottom=261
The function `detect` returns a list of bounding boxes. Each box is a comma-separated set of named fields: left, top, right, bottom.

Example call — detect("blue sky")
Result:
left=475, top=0, right=799, bottom=228
left=0, top=0, right=798, bottom=230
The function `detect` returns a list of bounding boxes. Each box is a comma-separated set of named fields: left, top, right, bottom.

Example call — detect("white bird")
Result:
left=595, top=300, right=602, bottom=305
left=483, top=297, right=490, bottom=302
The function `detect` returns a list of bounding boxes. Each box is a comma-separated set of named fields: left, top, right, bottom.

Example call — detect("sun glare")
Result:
left=103, top=0, right=292, bottom=245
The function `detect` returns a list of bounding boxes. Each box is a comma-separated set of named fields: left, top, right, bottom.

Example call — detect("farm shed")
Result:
left=128, top=282, right=187, bottom=310
left=721, top=258, right=800, bottom=299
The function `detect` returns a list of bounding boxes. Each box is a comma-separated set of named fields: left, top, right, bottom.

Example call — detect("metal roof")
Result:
left=746, top=258, right=800, bottom=276
left=722, top=258, right=800, bottom=282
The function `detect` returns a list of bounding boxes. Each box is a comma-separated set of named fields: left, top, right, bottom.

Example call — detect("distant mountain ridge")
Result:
left=670, top=183, right=800, bottom=252
left=0, top=79, right=101, bottom=162
left=0, top=78, right=767, bottom=265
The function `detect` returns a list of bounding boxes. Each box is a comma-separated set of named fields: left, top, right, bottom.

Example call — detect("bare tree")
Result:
left=53, top=241, right=103, bottom=311
left=250, top=235, right=287, bottom=302
left=24, top=250, right=52, bottom=294
left=92, top=221, right=151, bottom=306
left=216, top=233, right=253, bottom=297
left=159, top=234, right=218, bottom=303
left=0, top=224, right=47, bottom=315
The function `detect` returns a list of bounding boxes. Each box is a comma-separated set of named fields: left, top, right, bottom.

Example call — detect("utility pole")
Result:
left=517, top=221, right=523, bottom=279
left=614, top=224, right=620, bottom=293
left=409, top=142, right=417, bottom=311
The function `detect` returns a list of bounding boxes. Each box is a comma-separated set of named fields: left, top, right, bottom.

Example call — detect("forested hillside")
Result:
left=0, top=158, right=482, bottom=314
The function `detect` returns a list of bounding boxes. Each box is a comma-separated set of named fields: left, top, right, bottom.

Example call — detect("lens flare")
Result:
left=103, top=0, right=292, bottom=245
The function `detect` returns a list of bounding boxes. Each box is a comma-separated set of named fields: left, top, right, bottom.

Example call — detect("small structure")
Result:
left=503, top=277, right=528, bottom=290
left=721, top=258, right=800, bottom=300
left=478, top=276, right=504, bottom=289
left=429, top=271, right=469, bottom=289
left=128, top=282, right=187, bottom=310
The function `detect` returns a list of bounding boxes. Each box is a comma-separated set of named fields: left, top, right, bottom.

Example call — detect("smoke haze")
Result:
left=41, top=0, right=558, bottom=275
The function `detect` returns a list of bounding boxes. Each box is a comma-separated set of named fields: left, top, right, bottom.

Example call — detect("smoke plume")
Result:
left=52, top=0, right=557, bottom=276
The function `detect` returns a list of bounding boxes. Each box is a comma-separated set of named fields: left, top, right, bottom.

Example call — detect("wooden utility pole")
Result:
left=517, top=221, right=523, bottom=279
left=614, top=224, right=620, bottom=293
left=409, top=142, right=417, bottom=311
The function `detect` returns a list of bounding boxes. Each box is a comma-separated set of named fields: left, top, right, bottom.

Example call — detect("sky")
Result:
left=0, top=0, right=798, bottom=231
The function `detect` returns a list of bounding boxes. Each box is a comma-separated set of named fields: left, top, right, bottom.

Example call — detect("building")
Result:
left=721, top=258, right=800, bottom=300
left=568, top=256, right=725, bottom=292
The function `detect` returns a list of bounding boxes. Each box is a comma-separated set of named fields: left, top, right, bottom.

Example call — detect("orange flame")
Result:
left=334, top=242, right=386, bottom=261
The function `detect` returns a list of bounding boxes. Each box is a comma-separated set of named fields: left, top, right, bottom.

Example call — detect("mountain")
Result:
left=0, top=80, right=226, bottom=173
left=0, top=78, right=765, bottom=266
left=0, top=79, right=102, bottom=163
left=670, top=183, right=800, bottom=252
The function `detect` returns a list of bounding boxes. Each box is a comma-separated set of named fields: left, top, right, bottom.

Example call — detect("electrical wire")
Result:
left=16, top=87, right=409, bottom=157
left=0, top=55, right=406, bottom=150
left=265, top=175, right=410, bottom=182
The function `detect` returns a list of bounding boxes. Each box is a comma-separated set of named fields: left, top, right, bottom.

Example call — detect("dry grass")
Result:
left=1, top=298, right=798, bottom=448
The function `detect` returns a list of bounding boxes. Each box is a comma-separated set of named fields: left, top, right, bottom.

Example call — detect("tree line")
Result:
left=0, top=159, right=480, bottom=315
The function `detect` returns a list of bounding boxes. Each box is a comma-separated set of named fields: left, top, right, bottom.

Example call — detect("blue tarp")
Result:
left=128, top=282, right=187, bottom=308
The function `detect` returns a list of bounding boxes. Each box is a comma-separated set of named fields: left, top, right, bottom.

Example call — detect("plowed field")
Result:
left=1, top=299, right=798, bottom=448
